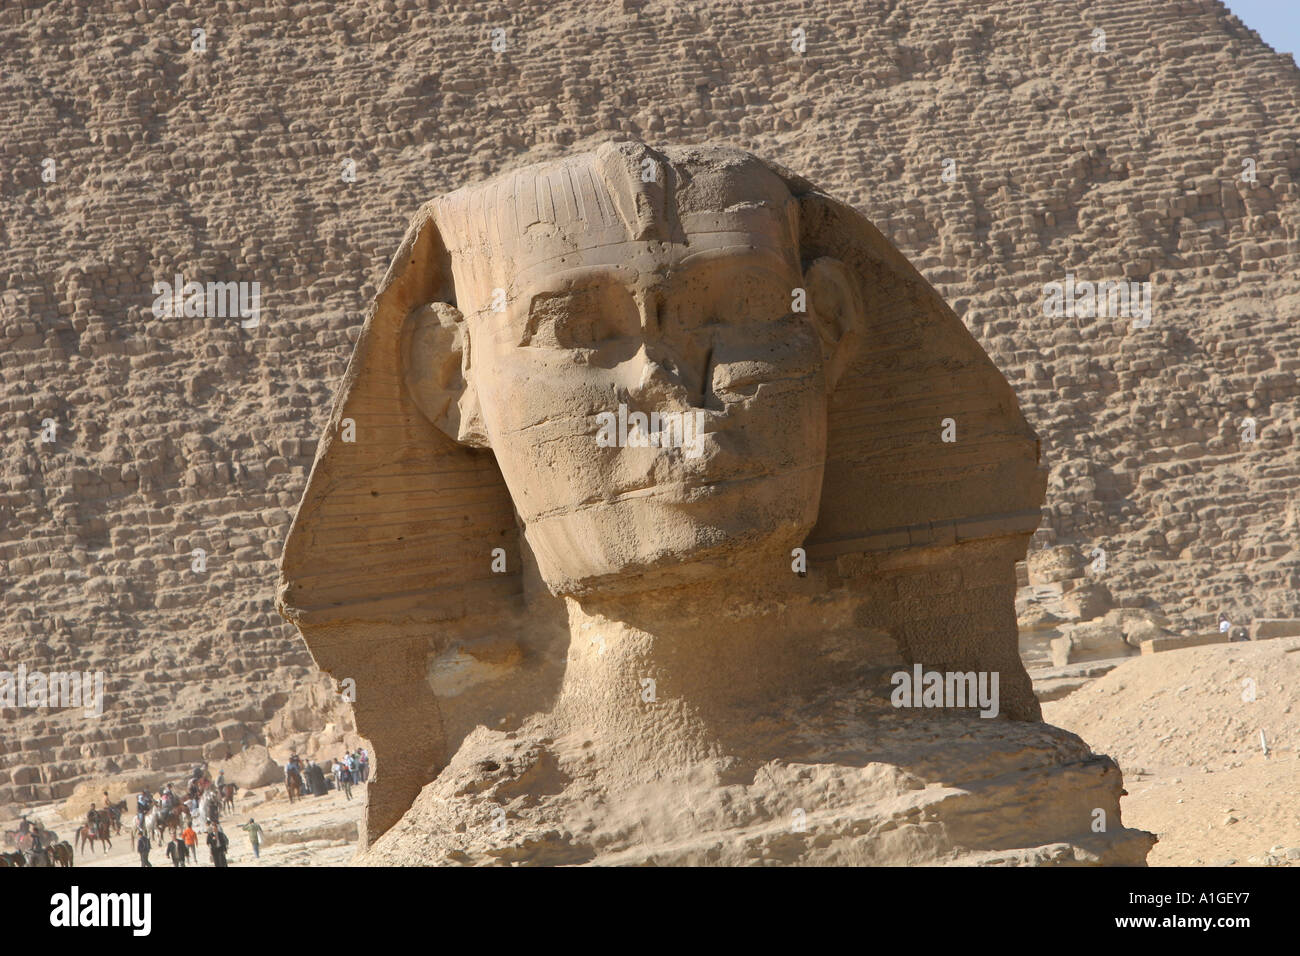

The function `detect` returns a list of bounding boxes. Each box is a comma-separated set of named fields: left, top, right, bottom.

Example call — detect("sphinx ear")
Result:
left=804, top=257, right=866, bottom=391
left=402, top=302, right=490, bottom=448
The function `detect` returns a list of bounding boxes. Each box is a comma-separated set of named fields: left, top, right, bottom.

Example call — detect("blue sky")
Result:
left=1225, top=1, right=1300, bottom=59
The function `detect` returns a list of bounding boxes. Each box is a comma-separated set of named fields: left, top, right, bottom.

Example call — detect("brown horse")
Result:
left=51, top=841, right=74, bottom=868
left=78, top=810, right=111, bottom=854
left=220, top=783, right=236, bottom=812
left=0, top=851, right=23, bottom=867
left=76, top=823, right=100, bottom=855
left=285, top=768, right=303, bottom=804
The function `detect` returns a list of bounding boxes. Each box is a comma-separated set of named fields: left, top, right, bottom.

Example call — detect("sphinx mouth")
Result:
left=527, top=461, right=823, bottom=520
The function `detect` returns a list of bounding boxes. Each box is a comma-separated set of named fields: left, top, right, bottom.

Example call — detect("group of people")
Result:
left=330, top=749, right=368, bottom=800
left=84, top=749, right=366, bottom=867
left=284, top=748, right=368, bottom=800
left=140, top=820, right=242, bottom=868
left=137, top=815, right=265, bottom=868
left=124, top=764, right=247, bottom=867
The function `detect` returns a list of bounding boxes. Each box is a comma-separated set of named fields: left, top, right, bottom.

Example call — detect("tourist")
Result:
left=182, top=822, right=198, bottom=862
left=136, top=829, right=152, bottom=868
left=165, top=835, right=186, bottom=867
left=239, top=817, right=265, bottom=859
left=346, top=751, right=359, bottom=785
left=358, top=747, right=369, bottom=782
left=207, top=824, right=229, bottom=867
left=334, top=758, right=352, bottom=800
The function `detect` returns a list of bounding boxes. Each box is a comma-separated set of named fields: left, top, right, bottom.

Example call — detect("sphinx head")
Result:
left=278, top=141, right=1047, bottom=847
left=402, top=142, right=866, bottom=596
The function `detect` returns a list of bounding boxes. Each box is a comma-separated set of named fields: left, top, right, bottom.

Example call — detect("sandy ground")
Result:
left=1044, top=636, right=1300, bottom=867
left=27, top=782, right=364, bottom=868
left=1121, top=757, right=1300, bottom=866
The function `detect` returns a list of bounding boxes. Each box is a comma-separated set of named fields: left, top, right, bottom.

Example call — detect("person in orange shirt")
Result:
left=182, top=823, right=198, bottom=863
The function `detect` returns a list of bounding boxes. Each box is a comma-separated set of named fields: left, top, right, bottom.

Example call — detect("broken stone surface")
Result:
left=279, top=141, right=1152, bottom=865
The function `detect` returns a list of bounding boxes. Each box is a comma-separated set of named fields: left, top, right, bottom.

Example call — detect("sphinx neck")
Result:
left=544, top=577, right=866, bottom=775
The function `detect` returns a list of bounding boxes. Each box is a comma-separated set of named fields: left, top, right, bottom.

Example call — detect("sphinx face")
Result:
left=462, top=215, right=830, bottom=595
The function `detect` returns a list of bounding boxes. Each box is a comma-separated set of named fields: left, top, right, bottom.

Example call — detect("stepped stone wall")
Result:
left=1, top=0, right=1298, bottom=805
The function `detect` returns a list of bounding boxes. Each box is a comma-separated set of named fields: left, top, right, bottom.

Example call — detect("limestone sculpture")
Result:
left=278, top=140, right=1154, bottom=864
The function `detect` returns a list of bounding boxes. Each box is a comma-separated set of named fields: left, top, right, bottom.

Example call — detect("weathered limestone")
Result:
left=279, top=141, right=1152, bottom=864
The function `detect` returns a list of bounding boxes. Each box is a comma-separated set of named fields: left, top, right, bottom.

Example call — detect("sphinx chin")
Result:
left=524, top=498, right=814, bottom=599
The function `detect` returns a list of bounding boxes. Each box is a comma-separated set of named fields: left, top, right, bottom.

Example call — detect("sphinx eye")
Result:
left=718, top=270, right=790, bottom=323
left=523, top=285, right=637, bottom=349
left=663, top=267, right=790, bottom=334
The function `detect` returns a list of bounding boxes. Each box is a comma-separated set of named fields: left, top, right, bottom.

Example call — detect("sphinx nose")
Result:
left=620, top=343, right=685, bottom=405
left=634, top=286, right=660, bottom=335
left=629, top=288, right=711, bottom=406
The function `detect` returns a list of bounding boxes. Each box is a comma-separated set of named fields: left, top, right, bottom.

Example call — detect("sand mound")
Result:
left=1044, top=637, right=1300, bottom=773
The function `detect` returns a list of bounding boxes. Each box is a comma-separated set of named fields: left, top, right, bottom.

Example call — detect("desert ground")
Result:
left=1043, top=636, right=1300, bottom=867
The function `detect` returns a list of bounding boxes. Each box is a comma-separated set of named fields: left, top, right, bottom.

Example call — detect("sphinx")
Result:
left=278, top=140, right=1153, bottom=865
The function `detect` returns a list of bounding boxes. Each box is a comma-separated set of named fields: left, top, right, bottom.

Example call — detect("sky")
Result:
left=1224, top=1, right=1300, bottom=60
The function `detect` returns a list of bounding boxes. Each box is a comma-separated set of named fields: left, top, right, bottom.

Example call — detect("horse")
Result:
left=51, top=841, right=74, bottom=868
left=94, top=816, right=111, bottom=851
left=146, top=803, right=185, bottom=844
left=285, top=768, right=303, bottom=804
left=22, top=841, right=53, bottom=867
left=199, top=787, right=221, bottom=826
left=77, top=810, right=111, bottom=854
left=13, top=827, right=60, bottom=854
left=76, top=822, right=99, bottom=855
left=105, top=799, right=127, bottom=834
left=0, top=851, right=23, bottom=867
left=220, top=783, right=236, bottom=812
